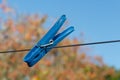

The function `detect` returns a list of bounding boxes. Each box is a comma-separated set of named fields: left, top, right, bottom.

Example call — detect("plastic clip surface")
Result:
left=23, top=15, right=74, bottom=67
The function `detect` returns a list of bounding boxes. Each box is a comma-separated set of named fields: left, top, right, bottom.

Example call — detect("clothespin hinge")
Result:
left=36, top=40, right=54, bottom=48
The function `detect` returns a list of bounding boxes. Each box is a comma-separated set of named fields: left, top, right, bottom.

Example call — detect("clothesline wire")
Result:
left=0, top=39, right=120, bottom=53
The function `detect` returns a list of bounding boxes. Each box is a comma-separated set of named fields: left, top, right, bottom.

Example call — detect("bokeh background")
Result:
left=0, top=0, right=120, bottom=80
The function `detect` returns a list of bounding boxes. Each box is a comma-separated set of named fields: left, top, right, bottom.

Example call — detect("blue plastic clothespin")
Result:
left=23, top=15, right=74, bottom=67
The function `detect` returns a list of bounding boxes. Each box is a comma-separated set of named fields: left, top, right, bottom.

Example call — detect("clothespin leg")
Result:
left=52, top=26, right=74, bottom=46
left=37, top=15, right=67, bottom=45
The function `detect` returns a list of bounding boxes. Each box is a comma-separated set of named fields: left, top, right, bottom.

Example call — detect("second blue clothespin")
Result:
left=23, top=15, right=74, bottom=67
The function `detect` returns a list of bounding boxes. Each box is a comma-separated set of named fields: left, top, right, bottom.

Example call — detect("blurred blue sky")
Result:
left=0, top=0, right=120, bottom=69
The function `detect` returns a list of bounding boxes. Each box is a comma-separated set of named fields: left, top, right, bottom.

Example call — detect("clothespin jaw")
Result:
left=23, top=15, right=74, bottom=67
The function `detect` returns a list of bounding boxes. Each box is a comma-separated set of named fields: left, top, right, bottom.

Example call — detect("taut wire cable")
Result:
left=0, top=40, right=120, bottom=53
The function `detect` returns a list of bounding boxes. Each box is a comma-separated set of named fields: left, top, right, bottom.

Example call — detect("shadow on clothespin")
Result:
left=23, top=15, right=74, bottom=67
